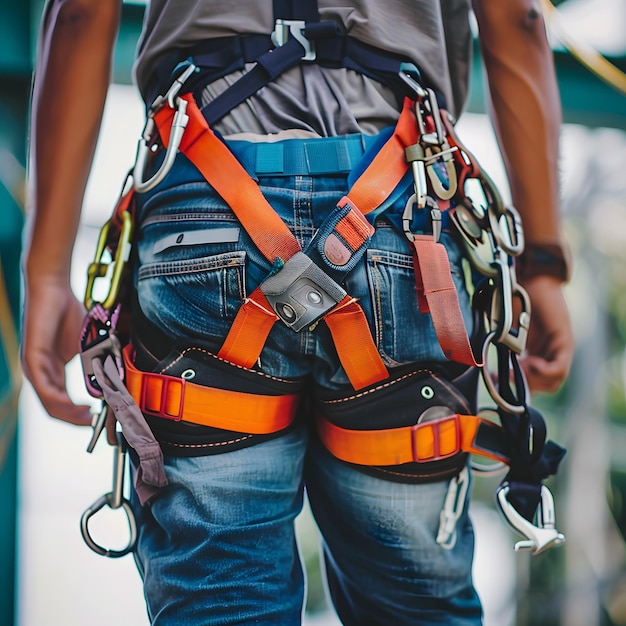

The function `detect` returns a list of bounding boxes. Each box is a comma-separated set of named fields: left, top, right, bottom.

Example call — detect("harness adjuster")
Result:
left=271, top=19, right=316, bottom=61
left=411, top=415, right=461, bottom=462
left=140, top=371, right=186, bottom=421
left=261, top=251, right=347, bottom=332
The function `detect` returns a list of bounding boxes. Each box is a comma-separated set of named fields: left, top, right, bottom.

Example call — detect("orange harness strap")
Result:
left=155, top=96, right=301, bottom=264
left=123, top=346, right=298, bottom=434
left=410, top=235, right=479, bottom=366
left=153, top=96, right=418, bottom=390
left=317, top=412, right=509, bottom=467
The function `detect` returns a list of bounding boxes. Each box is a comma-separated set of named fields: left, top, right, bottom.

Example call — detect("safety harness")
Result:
left=79, top=0, right=566, bottom=558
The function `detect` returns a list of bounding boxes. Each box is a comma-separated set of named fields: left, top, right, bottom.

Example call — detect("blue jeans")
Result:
left=131, top=134, right=481, bottom=624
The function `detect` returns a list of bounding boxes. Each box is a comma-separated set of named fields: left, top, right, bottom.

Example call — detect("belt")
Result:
left=123, top=345, right=300, bottom=434
left=227, top=133, right=382, bottom=177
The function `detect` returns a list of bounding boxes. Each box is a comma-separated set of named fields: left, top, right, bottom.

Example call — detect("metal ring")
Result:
left=80, top=493, right=138, bottom=558
left=480, top=332, right=526, bottom=415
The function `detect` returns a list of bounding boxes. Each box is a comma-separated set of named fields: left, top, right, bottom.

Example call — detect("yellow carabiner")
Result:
left=84, top=210, right=133, bottom=311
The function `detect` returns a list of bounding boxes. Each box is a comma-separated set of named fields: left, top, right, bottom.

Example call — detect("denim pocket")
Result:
left=137, top=250, right=247, bottom=341
left=135, top=183, right=248, bottom=342
left=365, top=232, right=470, bottom=365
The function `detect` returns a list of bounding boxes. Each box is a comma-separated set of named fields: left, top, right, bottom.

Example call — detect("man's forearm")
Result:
left=26, top=0, right=122, bottom=281
left=472, top=1, right=563, bottom=246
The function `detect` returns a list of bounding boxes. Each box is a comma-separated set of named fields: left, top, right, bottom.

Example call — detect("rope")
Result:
left=540, top=0, right=626, bottom=97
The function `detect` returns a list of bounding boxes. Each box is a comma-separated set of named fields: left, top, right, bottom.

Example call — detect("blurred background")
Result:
left=2, top=0, right=626, bottom=624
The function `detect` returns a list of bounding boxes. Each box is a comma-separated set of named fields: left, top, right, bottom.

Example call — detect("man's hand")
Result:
left=519, top=275, right=574, bottom=393
left=21, top=277, right=92, bottom=425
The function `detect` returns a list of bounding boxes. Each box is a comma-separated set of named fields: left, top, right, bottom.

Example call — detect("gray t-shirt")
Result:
left=134, top=0, right=472, bottom=136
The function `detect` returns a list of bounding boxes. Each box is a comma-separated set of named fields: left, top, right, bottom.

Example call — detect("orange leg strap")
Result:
left=124, top=345, right=298, bottom=434
left=317, top=413, right=510, bottom=466
left=217, top=288, right=278, bottom=368
left=323, top=296, right=389, bottom=390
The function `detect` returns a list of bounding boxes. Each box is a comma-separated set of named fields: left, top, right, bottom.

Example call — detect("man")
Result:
left=23, top=1, right=573, bottom=623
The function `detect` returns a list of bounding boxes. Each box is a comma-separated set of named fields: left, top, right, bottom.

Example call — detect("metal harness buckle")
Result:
left=271, top=19, right=316, bottom=61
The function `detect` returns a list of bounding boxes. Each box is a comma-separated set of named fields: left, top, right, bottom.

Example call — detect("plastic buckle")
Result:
left=140, top=373, right=186, bottom=421
left=272, top=19, right=316, bottom=61
left=411, top=415, right=461, bottom=462
left=261, top=252, right=346, bottom=332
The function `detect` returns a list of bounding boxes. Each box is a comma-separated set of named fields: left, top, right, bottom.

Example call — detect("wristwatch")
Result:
left=515, top=242, right=571, bottom=283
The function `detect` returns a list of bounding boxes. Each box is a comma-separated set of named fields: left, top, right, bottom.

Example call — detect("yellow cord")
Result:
left=540, top=0, right=626, bottom=96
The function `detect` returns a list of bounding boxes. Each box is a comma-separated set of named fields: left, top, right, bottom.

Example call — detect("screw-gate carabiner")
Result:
left=80, top=430, right=137, bottom=558
left=84, top=210, right=133, bottom=311
left=133, top=97, right=189, bottom=193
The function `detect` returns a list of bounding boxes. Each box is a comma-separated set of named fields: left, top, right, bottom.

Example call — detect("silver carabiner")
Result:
left=491, top=205, right=524, bottom=258
left=80, top=431, right=137, bottom=558
left=133, top=64, right=197, bottom=193
left=496, top=483, right=565, bottom=554
left=403, top=195, right=441, bottom=243
left=480, top=332, right=527, bottom=415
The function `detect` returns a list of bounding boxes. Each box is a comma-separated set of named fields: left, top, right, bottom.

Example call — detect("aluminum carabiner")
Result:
left=84, top=210, right=133, bottom=311
left=403, top=194, right=441, bottom=243
left=80, top=431, right=137, bottom=558
left=133, top=96, right=189, bottom=193
left=449, top=207, right=499, bottom=278
left=491, top=205, right=524, bottom=258
left=496, top=483, right=566, bottom=554
left=133, top=64, right=197, bottom=194
left=480, top=332, right=528, bottom=415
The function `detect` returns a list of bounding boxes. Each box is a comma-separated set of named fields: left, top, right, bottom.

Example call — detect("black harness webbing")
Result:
left=144, top=0, right=424, bottom=124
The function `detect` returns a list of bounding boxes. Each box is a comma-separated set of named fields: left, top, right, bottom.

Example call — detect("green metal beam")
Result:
left=467, top=42, right=626, bottom=130
left=0, top=0, right=33, bottom=622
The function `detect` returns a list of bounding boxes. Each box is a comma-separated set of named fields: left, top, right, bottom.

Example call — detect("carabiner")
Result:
left=492, top=205, right=524, bottom=258
left=436, top=465, right=470, bottom=549
left=133, top=64, right=197, bottom=193
left=80, top=431, right=137, bottom=558
left=480, top=332, right=527, bottom=415
left=449, top=207, right=499, bottom=278
left=84, top=210, right=133, bottom=311
left=133, top=96, right=189, bottom=193
left=405, top=143, right=429, bottom=210
left=403, top=194, right=441, bottom=242
left=496, top=483, right=565, bottom=554
left=424, top=145, right=458, bottom=201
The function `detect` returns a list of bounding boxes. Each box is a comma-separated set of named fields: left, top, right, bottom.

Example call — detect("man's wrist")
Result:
left=515, top=242, right=571, bottom=284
